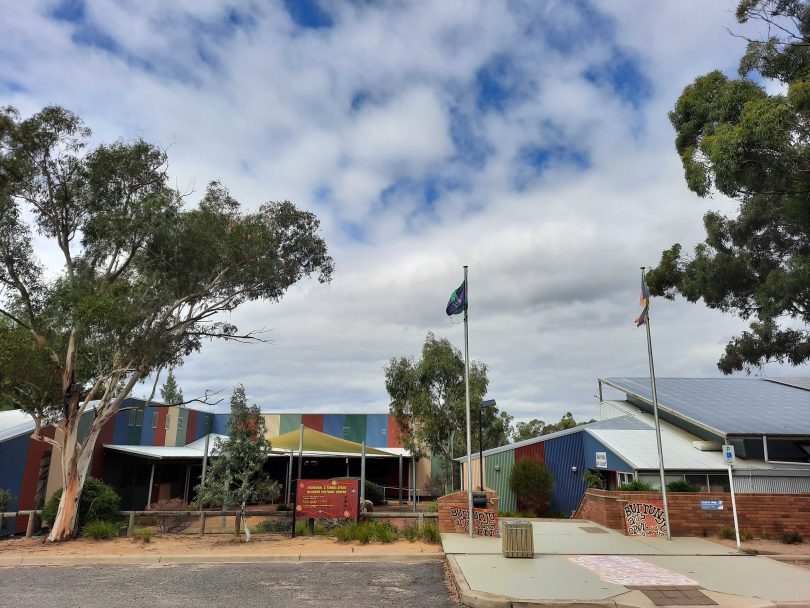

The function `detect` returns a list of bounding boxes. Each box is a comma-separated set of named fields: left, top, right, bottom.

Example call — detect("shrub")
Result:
left=331, top=478, right=386, bottom=505
left=419, top=522, right=441, bottom=544
left=617, top=480, right=654, bottom=492
left=42, top=477, right=121, bottom=530
left=424, top=501, right=439, bottom=513
left=402, top=522, right=419, bottom=542
left=719, top=527, right=735, bottom=540
left=583, top=470, right=606, bottom=490
left=665, top=480, right=700, bottom=492
left=355, top=524, right=372, bottom=544
left=149, top=498, right=193, bottom=533
left=508, top=459, right=554, bottom=516
left=741, top=529, right=754, bottom=541
left=276, top=503, right=292, bottom=512
left=253, top=518, right=292, bottom=534
left=334, top=522, right=357, bottom=542
left=82, top=520, right=118, bottom=540
left=781, top=530, right=804, bottom=544
left=132, top=527, right=153, bottom=543
left=370, top=521, right=398, bottom=543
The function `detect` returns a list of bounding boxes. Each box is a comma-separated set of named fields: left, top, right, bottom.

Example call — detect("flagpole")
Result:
left=641, top=267, right=672, bottom=541
left=463, top=265, right=474, bottom=538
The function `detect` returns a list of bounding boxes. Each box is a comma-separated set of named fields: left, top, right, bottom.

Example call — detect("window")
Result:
left=342, top=426, right=351, bottom=437
left=151, top=411, right=158, bottom=429
left=136, top=409, right=144, bottom=427
left=178, top=416, right=185, bottom=432
left=165, top=414, right=171, bottom=430
left=617, top=472, right=634, bottom=486
left=128, top=409, right=136, bottom=426
left=381, top=427, right=387, bottom=435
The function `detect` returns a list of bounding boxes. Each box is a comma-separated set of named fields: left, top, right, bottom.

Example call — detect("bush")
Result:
left=741, top=529, right=754, bottom=541
left=276, top=503, right=292, bottom=512
left=583, top=470, right=606, bottom=490
left=419, top=522, right=441, bottom=544
left=82, top=520, right=118, bottom=540
left=253, top=518, right=292, bottom=534
left=508, top=459, right=554, bottom=516
left=424, top=501, right=439, bottom=513
left=402, top=522, right=420, bottom=542
left=149, top=498, right=193, bottom=533
left=42, top=477, right=121, bottom=530
left=331, top=478, right=386, bottom=506
left=617, top=480, right=654, bottom=492
left=719, top=527, right=735, bottom=540
left=369, top=521, right=398, bottom=543
left=781, top=530, right=804, bottom=544
left=666, top=480, right=700, bottom=492
left=132, top=527, right=153, bottom=543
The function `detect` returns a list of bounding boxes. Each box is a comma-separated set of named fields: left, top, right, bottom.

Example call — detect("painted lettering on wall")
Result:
left=449, top=506, right=499, bottom=537
left=623, top=501, right=668, bottom=537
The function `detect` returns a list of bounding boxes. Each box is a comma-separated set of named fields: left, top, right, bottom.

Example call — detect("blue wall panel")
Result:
left=140, top=407, right=156, bottom=446
left=194, top=412, right=211, bottom=440
left=582, top=434, right=634, bottom=473
left=322, top=414, right=345, bottom=439
left=544, top=431, right=588, bottom=516
left=0, top=434, right=29, bottom=535
left=213, top=414, right=230, bottom=435
left=365, top=415, right=388, bottom=447
left=112, top=408, right=130, bottom=444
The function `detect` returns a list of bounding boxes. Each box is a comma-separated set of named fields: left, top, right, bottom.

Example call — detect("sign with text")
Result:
left=296, top=479, right=359, bottom=520
left=595, top=452, right=608, bottom=469
left=701, top=500, right=724, bottom=510
left=623, top=501, right=668, bottom=537
left=723, top=444, right=735, bottom=465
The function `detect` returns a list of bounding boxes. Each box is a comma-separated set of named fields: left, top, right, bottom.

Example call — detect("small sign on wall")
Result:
left=700, top=500, right=724, bottom=510
left=595, top=452, right=608, bottom=469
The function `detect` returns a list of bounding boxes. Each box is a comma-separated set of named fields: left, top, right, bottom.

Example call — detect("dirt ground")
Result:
left=709, top=536, right=810, bottom=556
left=0, top=533, right=442, bottom=556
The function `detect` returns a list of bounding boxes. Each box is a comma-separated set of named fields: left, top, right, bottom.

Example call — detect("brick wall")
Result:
left=575, top=489, right=810, bottom=537
left=438, top=490, right=499, bottom=536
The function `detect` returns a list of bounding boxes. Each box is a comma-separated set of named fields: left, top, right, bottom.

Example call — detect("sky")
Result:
left=2, top=0, right=807, bottom=424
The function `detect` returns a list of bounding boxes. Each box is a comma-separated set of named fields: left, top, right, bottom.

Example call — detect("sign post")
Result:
left=724, top=444, right=741, bottom=550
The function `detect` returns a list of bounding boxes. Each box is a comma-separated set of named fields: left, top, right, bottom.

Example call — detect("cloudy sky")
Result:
left=3, top=0, right=806, bottom=423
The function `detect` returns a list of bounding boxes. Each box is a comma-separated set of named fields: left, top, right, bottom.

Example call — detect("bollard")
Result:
left=198, top=512, right=206, bottom=537
left=25, top=513, right=35, bottom=538
left=127, top=512, right=135, bottom=537
left=308, top=518, right=315, bottom=535
left=234, top=513, right=241, bottom=536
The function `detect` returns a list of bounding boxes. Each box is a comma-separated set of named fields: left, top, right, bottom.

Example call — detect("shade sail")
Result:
left=270, top=426, right=391, bottom=455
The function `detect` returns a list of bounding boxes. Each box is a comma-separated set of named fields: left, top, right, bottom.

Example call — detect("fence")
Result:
left=1, top=509, right=438, bottom=539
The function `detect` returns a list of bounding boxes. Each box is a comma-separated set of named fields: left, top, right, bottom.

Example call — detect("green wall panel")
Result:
left=485, top=449, right=515, bottom=513
left=175, top=408, right=189, bottom=446
left=127, top=406, right=143, bottom=445
left=279, top=414, right=302, bottom=435
left=342, top=414, right=367, bottom=444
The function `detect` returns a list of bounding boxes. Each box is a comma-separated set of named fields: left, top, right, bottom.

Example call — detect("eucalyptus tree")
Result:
left=0, top=106, right=333, bottom=541
left=647, top=0, right=810, bottom=372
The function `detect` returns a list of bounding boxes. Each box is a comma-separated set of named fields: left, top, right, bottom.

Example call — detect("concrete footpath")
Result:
left=443, top=519, right=810, bottom=608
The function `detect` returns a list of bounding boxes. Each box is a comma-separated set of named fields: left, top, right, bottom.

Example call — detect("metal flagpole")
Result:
left=463, top=265, right=474, bottom=538
left=641, top=267, right=672, bottom=540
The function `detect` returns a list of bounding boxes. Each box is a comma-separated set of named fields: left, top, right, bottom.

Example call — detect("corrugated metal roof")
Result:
left=0, top=410, right=35, bottom=443
left=764, top=378, right=810, bottom=392
left=602, top=377, right=810, bottom=436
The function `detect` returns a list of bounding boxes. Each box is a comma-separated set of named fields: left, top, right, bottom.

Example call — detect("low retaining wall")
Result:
left=438, top=490, right=499, bottom=536
left=575, top=489, right=810, bottom=537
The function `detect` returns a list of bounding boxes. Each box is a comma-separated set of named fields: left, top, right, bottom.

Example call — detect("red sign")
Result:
left=623, top=501, right=668, bottom=537
left=296, top=479, right=359, bottom=520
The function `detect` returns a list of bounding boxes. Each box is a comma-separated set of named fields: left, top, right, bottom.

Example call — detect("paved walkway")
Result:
left=443, top=519, right=810, bottom=607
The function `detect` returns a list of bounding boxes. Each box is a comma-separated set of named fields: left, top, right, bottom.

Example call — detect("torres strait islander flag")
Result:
left=446, top=281, right=467, bottom=316
left=635, top=275, right=650, bottom=327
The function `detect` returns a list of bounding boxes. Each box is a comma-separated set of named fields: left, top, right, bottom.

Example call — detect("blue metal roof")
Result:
left=602, top=377, right=810, bottom=437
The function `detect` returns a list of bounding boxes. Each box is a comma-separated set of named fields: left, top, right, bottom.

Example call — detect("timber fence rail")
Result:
left=1, top=509, right=438, bottom=539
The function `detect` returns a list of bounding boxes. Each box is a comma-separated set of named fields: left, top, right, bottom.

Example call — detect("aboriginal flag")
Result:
left=635, top=275, right=650, bottom=327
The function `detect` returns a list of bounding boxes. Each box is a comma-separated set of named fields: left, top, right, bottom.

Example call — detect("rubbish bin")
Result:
left=502, top=520, right=533, bottom=558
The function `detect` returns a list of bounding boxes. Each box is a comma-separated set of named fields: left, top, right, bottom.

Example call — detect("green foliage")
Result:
left=364, top=481, right=385, bottom=506
left=666, top=480, right=700, bottom=492
left=82, top=520, right=118, bottom=540
left=720, top=527, right=736, bottom=540
left=253, top=518, right=292, bottom=534
left=424, top=501, right=439, bottom=513
left=648, top=2, right=810, bottom=373
left=513, top=413, right=594, bottom=442
left=132, top=527, right=153, bottom=543
left=402, top=522, right=420, bottom=542
left=508, top=459, right=554, bottom=516
left=781, top=530, right=804, bottom=544
left=369, top=521, right=398, bottom=543
left=42, top=478, right=121, bottom=529
left=194, top=386, right=281, bottom=517
left=419, top=522, right=441, bottom=544
left=741, top=529, right=754, bottom=541
left=160, top=369, right=183, bottom=406
left=617, top=480, right=654, bottom=492
left=584, top=470, right=606, bottom=490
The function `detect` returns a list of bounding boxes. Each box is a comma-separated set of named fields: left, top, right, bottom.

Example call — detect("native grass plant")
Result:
left=194, top=386, right=281, bottom=542
left=0, top=106, right=333, bottom=542
left=82, top=520, right=118, bottom=540
left=42, top=477, right=121, bottom=532
left=132, top=526, right=153, bottom=543
left=424, top=501, right=439, bottom=513
left=148, top=498, right=193, bottom=533
left=781, top=530, right=804, bottom=545
left=402, top=522, right=420, bottom=542
left=419, top=521, right=441, bottom=544
left=741, top=529, right=754, bottom=542
left=666, top=480, right=701, bottom=492
left=617, top=480, right=655, bottom=492
left=508, top=458, right=554, bottom=516
left=720, top=527, right=736, bottom=540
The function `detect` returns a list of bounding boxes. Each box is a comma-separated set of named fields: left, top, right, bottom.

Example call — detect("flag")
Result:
left=635, top=274, right=650, bottom=326
left=446, top=281, right=466, bottom=316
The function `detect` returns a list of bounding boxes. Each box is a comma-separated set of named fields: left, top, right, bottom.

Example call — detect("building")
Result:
left=0, top=402, right=424, bottom=535
left=460, top=377, right=810, bottom=516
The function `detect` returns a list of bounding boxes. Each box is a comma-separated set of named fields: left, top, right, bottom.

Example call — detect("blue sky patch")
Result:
left=449, top=107, right=493, bottom=169
left=475, top=54, right=523, bottom=113
left=283, top=0, right=334, bottom=29
left=513, top=144, right=589, bottom=189
left=584, top=49, right=652, bottom=108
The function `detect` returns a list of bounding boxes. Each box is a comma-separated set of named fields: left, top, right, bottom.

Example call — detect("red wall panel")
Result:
left=301, top=414, right=323, bottom=432
left=16, top=428, right=53, bottom=533
left=185, top=410, right=198, bottom=445
left=387, top=416, right=405, bottom=448
left=515, top=441, right=545, bottom=464
left=153, top=408, right=167, bottom=446
left=91, top=416, right=116, bottom=478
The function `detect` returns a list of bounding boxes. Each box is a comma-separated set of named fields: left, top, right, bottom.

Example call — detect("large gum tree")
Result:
left=0, top=106, right=333, bottom=541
